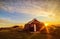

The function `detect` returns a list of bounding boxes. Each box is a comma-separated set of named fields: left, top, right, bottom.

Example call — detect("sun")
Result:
left=45, top=23, right=49, bottom=27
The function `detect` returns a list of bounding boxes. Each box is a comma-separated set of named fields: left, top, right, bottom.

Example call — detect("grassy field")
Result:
left=0, top=27, right=60, bottom=39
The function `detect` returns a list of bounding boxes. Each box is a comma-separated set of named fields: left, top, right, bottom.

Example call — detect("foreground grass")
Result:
left=0, top=30, right=47, bottom=39
left=0, top=27, right=60, bottom=39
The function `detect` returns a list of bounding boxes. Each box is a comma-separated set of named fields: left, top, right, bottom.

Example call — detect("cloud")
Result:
left=0, top=18, right=25, bottom=27
left=0, top=19, right=12, bottom=27
left=0, top=19, right=9, bottom=23
left=0, top=18, right=15, bottom=24
left=0, top=0, right=60, bottom=22
left=0, top=0, right=57, bottom=16
left=0, top=18, right=22, bottom=27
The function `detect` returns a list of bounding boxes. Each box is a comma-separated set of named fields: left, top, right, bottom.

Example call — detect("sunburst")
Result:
left=40, top=23, right=55, bottom=33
